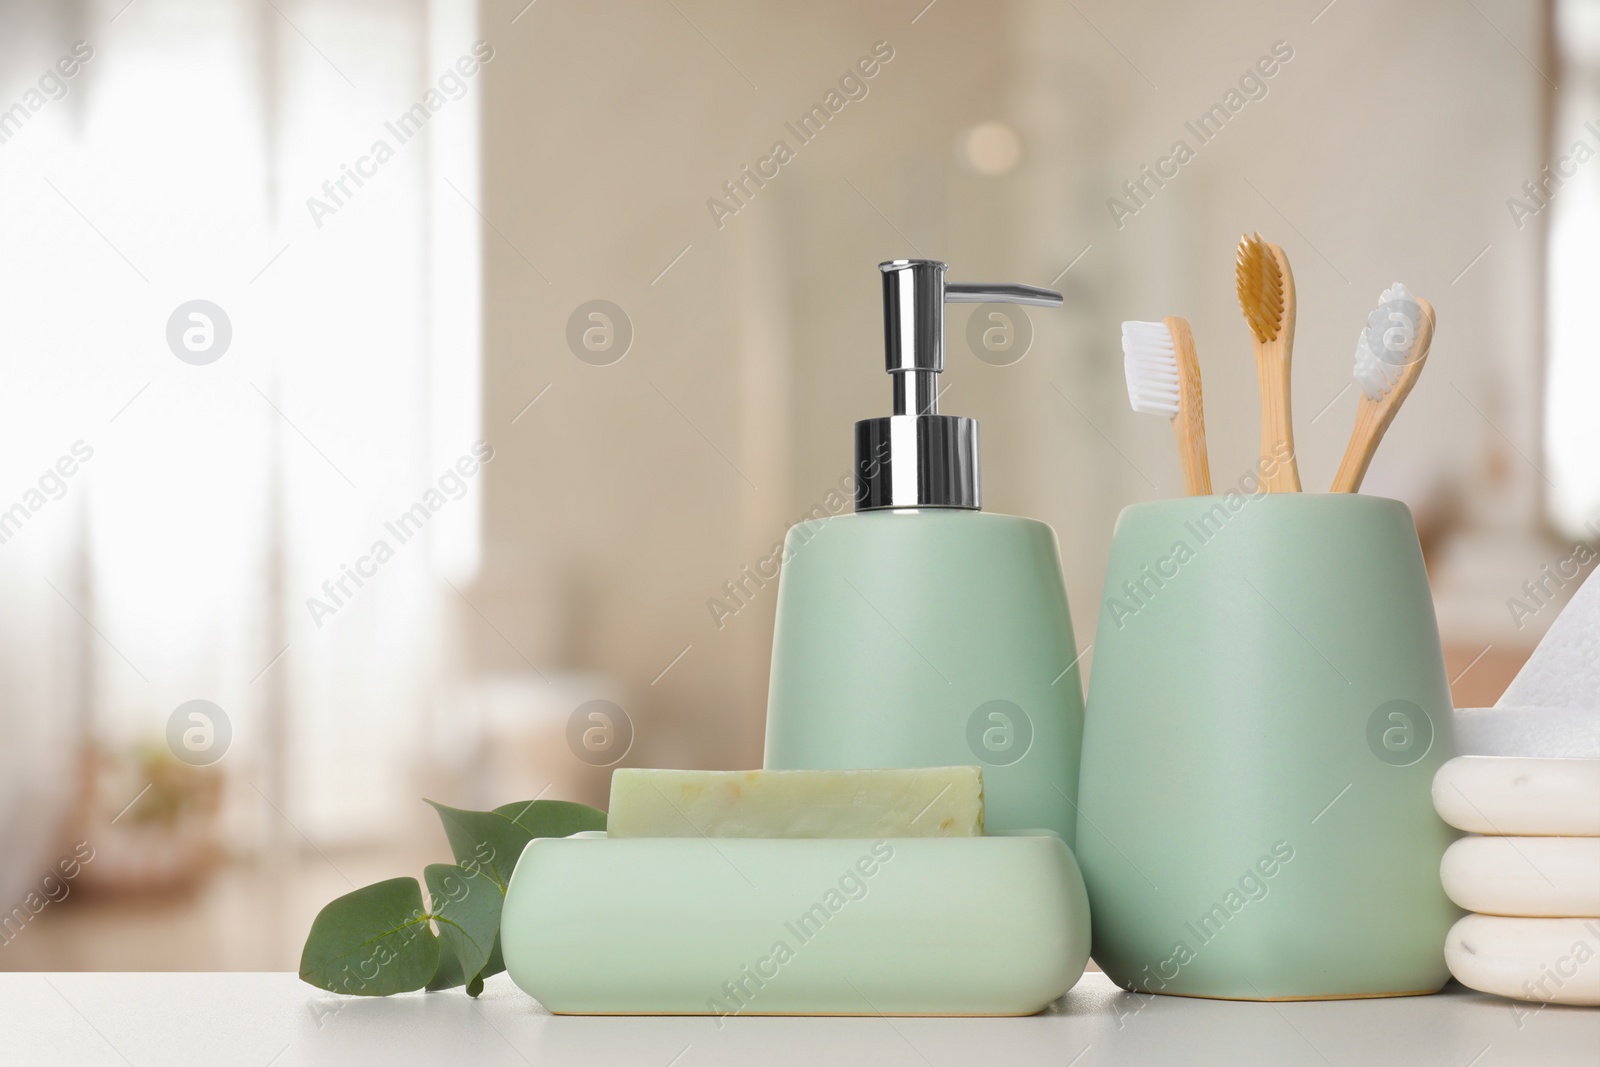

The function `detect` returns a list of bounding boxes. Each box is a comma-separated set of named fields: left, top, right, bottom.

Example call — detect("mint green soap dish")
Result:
left=500, top=830, right=1090, bottom=1016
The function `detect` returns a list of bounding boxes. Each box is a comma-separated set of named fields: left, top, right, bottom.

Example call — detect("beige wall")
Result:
left=474, top=0, right=1553, bottom=775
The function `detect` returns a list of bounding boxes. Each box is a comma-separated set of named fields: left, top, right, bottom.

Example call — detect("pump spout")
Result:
left=858, top=260, right=1063, bottom=512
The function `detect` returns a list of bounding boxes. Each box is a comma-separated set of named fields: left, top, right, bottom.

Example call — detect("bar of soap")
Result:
left=1432, top=756, right=1600, bottom=835
left=1440, top=835, right=1600, bottom=917
left=607, top=767, right=984, bottom=838
left=1445, top=914, right=1600, bottom=1005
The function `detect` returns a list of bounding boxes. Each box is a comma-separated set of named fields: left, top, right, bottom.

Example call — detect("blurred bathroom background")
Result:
left=0, top=0, right=1592, bottom=968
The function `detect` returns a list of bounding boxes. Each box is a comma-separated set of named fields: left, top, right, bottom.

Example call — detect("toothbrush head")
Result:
left=1354, top=282, right=1430, bottom=400
left=1120, top=320, right=1180, bottom=417
left=1235, top=232, right=1284, bottom=344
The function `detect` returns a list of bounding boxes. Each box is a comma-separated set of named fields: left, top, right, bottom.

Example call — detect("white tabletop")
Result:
left=3, top=972, right=1595, bottom=1066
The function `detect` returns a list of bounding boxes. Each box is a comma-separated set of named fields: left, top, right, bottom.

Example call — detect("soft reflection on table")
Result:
left=4, top=971, right=1596, bottom=1066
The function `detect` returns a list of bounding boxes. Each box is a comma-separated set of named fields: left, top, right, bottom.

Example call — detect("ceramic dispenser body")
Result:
left=765, top=509, right=1086, bottom=844
left=763, top=260, right=1086, bottom=845
left=1077, top=494, right=1460, bottom=999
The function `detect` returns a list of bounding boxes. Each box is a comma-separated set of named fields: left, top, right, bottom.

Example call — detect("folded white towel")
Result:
left=1445, top=914, right=1600, bottom=1005
left=1433, top=755, right=1600, bottom=835
left=1441, top=836, right=1600, bottom=917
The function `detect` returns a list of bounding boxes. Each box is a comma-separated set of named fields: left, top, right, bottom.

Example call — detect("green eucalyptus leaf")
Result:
left=302, top=796, right=606, bottom=1000
left=299, top=877, right=439, bottom=996
left=426, top=943, right=467, bottom=991
left=482, top=934, right=505, bottom=979
left=424, top=862, right=502, bottom=993
left=492, top=799, right=606, bottom=839
left=424, top=800, right=533, bottom=890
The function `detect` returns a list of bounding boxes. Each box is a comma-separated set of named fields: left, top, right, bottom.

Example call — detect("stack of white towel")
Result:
left=1437, top=568, right=1599, bottom=1005
left=1435, top=755, right=1599, bottom=1005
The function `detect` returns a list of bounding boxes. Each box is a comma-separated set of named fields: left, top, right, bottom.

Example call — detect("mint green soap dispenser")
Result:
left=764, top=259, right=1086, bottom=845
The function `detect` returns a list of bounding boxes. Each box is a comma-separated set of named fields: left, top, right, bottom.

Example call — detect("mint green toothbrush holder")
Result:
left=1077, top=493, right=1459, bottom=1000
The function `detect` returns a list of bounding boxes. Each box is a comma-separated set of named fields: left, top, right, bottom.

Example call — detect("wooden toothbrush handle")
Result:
left=1257, top=343, right=1301, bottom=492
left=1331, top=395, right=1385, bottom=493
left=1165, top=316, right=1212, bottom=496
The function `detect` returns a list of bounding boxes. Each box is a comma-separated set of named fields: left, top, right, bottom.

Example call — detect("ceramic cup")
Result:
left=1076, top=493, right=1459, bottom=1000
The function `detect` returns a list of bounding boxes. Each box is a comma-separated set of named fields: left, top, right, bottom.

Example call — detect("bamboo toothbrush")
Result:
left=1120, top=317, right=1212, bottom=495
left=1330, top=283, right=1435, bottom=493
left=1234, top=233, right=1301, bottom=491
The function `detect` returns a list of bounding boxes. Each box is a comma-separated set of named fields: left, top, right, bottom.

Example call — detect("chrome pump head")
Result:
left=855, top=259, right=1063, bottom=511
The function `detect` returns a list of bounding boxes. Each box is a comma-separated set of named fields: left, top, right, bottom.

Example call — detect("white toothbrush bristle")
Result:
left=1352, top=329, right=1397, bottom=401
left=1121, top=320, right=1181, bottom=418
left=1353, top=282, right=1417, bottom=400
